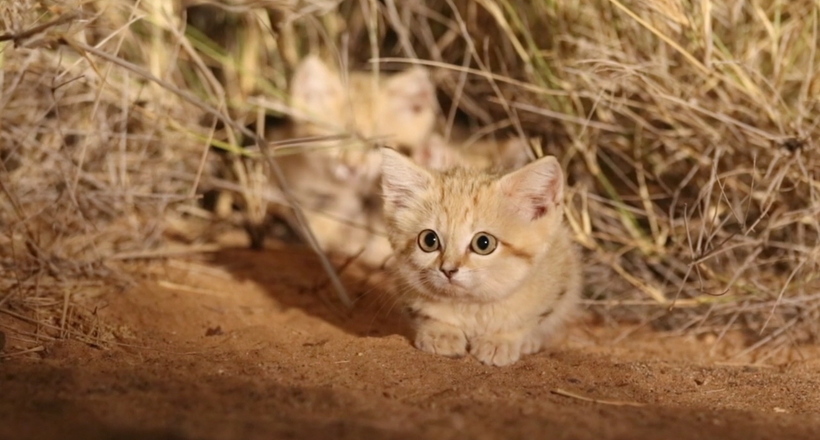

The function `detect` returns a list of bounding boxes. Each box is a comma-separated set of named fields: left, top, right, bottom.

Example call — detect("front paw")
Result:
left=469, top=335, right=524, bottom=367
left=414, top=322, right=468, bottom=358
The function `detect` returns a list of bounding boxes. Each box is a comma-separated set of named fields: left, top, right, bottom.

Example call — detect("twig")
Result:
left=108, top=244, right=223, bottom=261
left=157, top=280, right=224, bottom=297
left=62, top=38, right=353, bottom=308
left=551, top=388, right=646, bottom=407
left=0, top=345, right=45, bottom=359
left=0, top=12, right=80, bottom=45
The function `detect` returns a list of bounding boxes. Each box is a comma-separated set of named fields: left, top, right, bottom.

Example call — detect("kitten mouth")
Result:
left=430, top=277, right=467, bottom=294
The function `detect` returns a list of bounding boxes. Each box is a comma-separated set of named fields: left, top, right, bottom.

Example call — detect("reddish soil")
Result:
left=2, top=243, right=820, bottom=440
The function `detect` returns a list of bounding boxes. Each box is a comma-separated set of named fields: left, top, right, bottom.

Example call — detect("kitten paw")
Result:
left=469, top=335, right=523, bottom=367
left=520, top=335, right=543, bottom=355
left=414, top=324, right=468, bottom=358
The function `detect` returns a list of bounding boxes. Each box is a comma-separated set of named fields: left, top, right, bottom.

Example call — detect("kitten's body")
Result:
left=381, top=148, right=580, bottom=366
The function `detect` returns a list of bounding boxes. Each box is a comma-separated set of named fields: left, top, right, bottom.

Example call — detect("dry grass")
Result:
left=1, top=0, right=818, bottom=359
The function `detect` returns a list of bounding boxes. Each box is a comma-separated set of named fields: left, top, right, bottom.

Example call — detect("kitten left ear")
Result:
left=499, top=155, right=564, bottom=221
left=290, top=55, right=344, bottom=120
left=381, top=147, right=433, bottom=210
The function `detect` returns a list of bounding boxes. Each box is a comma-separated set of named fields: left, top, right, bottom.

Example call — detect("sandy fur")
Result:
left=381, top=148, right=581, bottom=366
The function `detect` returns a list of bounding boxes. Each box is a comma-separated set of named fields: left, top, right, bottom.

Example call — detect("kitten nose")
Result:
left=440, top=266, right=459, bottom=279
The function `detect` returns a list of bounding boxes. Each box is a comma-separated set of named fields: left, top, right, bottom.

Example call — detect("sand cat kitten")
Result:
left=276, top=56, right=438, bottom=264
left=381, top=148, right=581, bottom=366
left=288, top=55, right=436, bottom=188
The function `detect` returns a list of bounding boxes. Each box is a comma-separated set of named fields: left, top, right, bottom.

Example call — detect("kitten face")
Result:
left=288, top=56, right=438, bottom=194
left=381, top=148, right=565, bottom=303
left=289, top=55, right=437, bottom=149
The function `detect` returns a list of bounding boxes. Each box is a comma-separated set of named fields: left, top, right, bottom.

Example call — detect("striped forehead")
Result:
left=439, top=168, right=498, bottom=198
left=427, top=169, right=498, bottom=231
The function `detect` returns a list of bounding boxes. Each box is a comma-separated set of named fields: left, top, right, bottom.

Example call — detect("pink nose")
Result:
left=440, top=267, right=458, bottom=279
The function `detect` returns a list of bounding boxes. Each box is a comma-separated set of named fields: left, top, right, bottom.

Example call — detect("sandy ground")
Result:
left=2, top=243, right=820, bottom=440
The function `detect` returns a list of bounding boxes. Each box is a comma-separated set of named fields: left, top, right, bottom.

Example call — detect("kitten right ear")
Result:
left=381, top=148, right=432, bottom=210
left=290, top=55, right=344, bottom=120
left=499, top=155, right=564, bottom=221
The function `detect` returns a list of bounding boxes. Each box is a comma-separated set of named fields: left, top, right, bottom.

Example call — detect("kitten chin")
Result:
left=381, top=147, right=582, bottom=367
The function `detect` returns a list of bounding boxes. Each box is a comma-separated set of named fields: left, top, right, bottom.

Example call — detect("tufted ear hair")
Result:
left=380, top=147, right=433, bottom=211
left=499, top=155, right=564, bottom=221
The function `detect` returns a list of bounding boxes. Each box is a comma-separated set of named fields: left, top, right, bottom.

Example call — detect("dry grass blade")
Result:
left=0, top=11, right=80, bottom=43
left=551, top=388, right=646, bottom=407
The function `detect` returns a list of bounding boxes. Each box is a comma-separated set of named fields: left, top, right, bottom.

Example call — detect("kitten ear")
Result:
left=381, top=147, right=433, bottom=210
left=290, top=55, right=344, bottom=120
left=499, top=155, right=564, bottom=221
left=384, top=67, right=436, bottom=116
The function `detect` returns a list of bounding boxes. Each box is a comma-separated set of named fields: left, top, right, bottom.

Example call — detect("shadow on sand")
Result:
left=206, top=244, right=409, bottom=340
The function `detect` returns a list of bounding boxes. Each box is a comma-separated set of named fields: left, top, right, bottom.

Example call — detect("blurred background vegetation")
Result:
left=1, top=0, right=818, bottom=358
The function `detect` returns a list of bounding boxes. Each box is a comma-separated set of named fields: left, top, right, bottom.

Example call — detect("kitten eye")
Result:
left=470, top=232, right=498, bottom=255
left=417, top=229, right=440, bottom=252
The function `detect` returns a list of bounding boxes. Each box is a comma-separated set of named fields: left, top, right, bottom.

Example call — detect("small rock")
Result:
left=205, top=326, right=223, bottom=337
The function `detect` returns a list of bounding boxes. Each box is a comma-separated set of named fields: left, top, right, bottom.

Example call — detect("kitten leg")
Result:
left=469, top=330, right=529, bottom=367
left=477, top=309, right=568, bottom=364
left=520, top=288, right=580, bottom=356
left=413, top=318, right=468, bottom=358
left=520, top=332, right=543, bottom=356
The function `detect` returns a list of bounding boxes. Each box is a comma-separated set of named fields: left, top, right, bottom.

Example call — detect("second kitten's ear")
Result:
left=381, top=148, right=433, bottom=210
left=384, top=67, right=437, bottom=116
left=499, top=155, right=564, bottom=221
left=290, top=55, right=344, bottom=119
